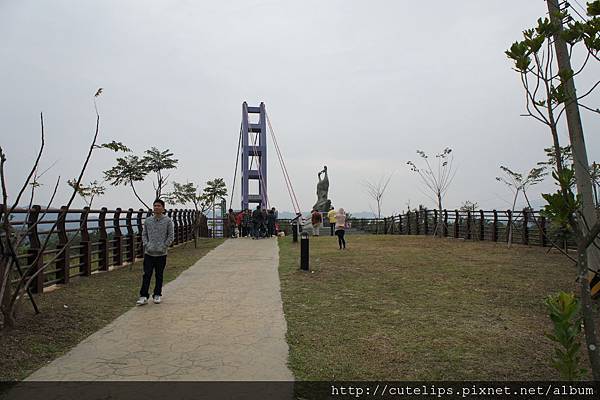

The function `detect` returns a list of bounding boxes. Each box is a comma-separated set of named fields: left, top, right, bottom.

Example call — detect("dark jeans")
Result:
left=140, top=254, right=167, bottom=298
left=267, top=223, right=275, bottom=237
left=335, top=229, right=346, bottom=249
left=330, top=222, right=335, bottom=236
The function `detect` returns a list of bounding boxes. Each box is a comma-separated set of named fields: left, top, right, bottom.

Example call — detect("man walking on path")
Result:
left=311, top=209, right=322, bottom=236
left=327, top=206, right=336, bottom=236
left=137, top=199, right=174, bottom=305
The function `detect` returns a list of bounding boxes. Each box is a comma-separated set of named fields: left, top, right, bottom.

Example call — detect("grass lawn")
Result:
left=0, top=238, right=224, bottom=381
left=278, top=234, right=596, bottom=380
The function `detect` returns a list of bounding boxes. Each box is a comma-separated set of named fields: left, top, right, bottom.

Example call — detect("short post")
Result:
left=300, top=231, right=309, bottom=271
left=292, top=222, right=298, bottom=243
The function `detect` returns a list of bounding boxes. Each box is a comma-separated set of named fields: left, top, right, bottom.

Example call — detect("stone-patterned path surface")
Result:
left=26, top=238, right=294, bottom=381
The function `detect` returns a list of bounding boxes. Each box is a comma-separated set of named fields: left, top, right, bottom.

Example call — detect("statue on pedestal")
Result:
left=313, top=165, right=332, bottom=212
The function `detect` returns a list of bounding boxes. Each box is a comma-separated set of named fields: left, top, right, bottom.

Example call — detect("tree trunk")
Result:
left=577, top=241, right=600, bottom=380
left=437, top=192, right=443, bottom=238
left=547, top=0, right=600, bottom=271
left=508, top=190, right=519, bottom=248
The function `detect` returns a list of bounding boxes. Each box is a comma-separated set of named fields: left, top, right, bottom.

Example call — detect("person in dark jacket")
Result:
left=242, top=209, right=252, bottom=237
left=252, top=205, right=265, bottom=239
left=227, top=208, right=237, bottom=238
left=267, top=209, right=277, bottom=237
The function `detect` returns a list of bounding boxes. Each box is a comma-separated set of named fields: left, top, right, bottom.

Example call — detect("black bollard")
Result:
left=292, top=222, right=298, bottom=243
left=300, top=232, right=309, bottom=271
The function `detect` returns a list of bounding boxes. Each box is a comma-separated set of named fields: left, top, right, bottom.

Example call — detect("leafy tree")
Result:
left=67, top=180, right=106, bottom=207
left=506, top=0, right=600, bottom=378
left=459, top=201, right=479, bottom=212
left=104, top=155, right=150, bottom=209
left=202, top=178, right=227, bottom=237
left=142, top=147, right=178, bottom=199
left=165, top=181, right=209, bottom=247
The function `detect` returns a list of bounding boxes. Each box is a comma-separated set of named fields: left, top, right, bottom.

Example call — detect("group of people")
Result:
left=135, top=199, right=349, bottom=306
left=309, top=206, right=348, bottom=249
left=227, top=205, right=279, bottom=239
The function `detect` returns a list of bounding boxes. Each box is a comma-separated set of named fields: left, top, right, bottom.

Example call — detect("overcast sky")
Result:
left=1, top=0, right=599, bottom=216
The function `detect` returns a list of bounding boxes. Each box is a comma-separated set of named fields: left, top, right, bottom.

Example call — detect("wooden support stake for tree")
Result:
left=454, top=210, right=459, bottom=238
left=26, top=205, right=45, bottom=293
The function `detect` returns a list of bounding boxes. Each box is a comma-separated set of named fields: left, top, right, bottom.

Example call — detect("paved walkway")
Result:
left=26, top=238, right=294, bottom=381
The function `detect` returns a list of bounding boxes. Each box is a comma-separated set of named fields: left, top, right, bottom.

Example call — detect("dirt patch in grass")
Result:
left=0, top=239, right=224, bottom=381
left=278, top=235, right=595, bottom=380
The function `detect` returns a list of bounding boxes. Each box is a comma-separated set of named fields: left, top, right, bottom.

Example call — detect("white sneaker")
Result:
left=153, top=295, right=161, bottom=304
left=136, top=296, right=148, bottom=306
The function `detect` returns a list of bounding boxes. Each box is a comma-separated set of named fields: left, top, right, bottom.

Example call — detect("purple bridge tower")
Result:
left=241, top=102, right=268, bottom=210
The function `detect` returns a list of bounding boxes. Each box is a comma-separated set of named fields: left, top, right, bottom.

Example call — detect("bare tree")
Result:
left=0, top=89, right=124, bottom=329
left=361, top=173, right=393, bottom=234
left=496, top=165, right=547, bottom=247
left=407, top=147, right=456, bottom=237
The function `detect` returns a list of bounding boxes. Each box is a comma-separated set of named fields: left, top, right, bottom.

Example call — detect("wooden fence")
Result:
left=274, top=209, right=576, bottom=250
left=350, top=209, right=576, bottom=250
left=1, top=205, right=209, bottom=293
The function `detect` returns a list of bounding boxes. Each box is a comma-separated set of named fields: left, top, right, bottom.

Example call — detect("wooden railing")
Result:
left=1, top=205, right=209, bottom=293
left=276, top=209, right=577, bottom=250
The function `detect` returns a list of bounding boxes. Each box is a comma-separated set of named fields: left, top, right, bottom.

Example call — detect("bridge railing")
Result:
left=0, top=205, right=210, bottom=293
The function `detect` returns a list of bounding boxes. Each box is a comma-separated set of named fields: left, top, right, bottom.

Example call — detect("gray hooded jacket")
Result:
left=142, top=215, right=174, bottom=256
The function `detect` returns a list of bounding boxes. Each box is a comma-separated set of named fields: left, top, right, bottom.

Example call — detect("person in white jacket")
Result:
left=335, top=208, right=347, bottom=249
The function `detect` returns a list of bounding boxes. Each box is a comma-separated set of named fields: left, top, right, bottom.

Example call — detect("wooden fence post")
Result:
left=522, top=208, right=529, bottom=245
left=433, top=209, right=438, bottom=236
left=423, top=210, right=429, bottom=235
left=173, top=209, right=179, bottom=245
left=113, top=208, right=123, bottom=267
left=26, top=205, right=44, bottom=293
left=407, top=212, right=411, bottom=235
left=179, top=209, right=185, bottom=243
left=98, top=207, right=109, bottom=271
left=540, top=215, right=547, bottom=247
left=479, top=210, right=485, bottom=240
left=56, top=206, right=70, bottom=284
left=136, top=209, right=144, bottom=258
left=415, top=210, right=420, bottom=235
left=126, top=208, right=135, bottom=262
left=454, top=210, right=459, bottom=238
left=443, top=210, right=448, bottom=237
left=466, top=211, right=471, bottom=240
left=398, top=214, right=403, bottom=234
left=79, top=207, right=91, bottom=276
left=492, top=210, right=498, bottom=242
left=383, top=218, right=388, bottom=235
